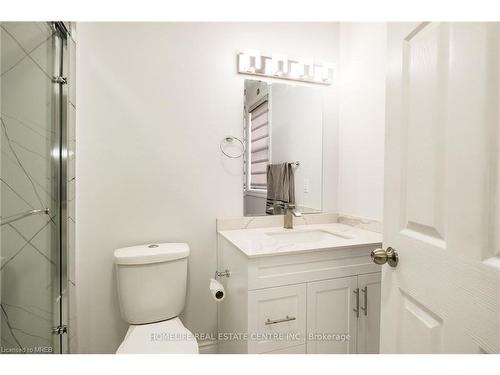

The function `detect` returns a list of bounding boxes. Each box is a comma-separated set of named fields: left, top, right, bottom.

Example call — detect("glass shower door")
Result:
left=0, top=22, right=67, bottom=354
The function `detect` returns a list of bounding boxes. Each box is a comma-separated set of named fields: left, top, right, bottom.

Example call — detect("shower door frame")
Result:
left=0, top=21, right=70, bottom=354
left=51, top=21, right=69, bottom=354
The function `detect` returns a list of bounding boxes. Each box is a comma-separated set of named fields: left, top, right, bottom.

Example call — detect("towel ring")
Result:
left=220, top=136, right=245, bottom=159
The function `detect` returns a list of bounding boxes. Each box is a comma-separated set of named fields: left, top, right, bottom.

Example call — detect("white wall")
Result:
left=338, top=23, right=387, bottom=221
left=76, top=22, right=339, bottom=353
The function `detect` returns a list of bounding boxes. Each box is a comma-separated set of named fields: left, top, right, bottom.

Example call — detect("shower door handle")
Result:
left=0, top=208, right=50, bottom=226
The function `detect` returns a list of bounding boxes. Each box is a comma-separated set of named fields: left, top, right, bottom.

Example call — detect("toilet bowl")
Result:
left=114, top=243, right=199, bottom=354
left=116, top=318, right=198, bottom=354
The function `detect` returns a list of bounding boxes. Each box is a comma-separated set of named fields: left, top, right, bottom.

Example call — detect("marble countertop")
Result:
left=218, top=222, right=383, bottom=258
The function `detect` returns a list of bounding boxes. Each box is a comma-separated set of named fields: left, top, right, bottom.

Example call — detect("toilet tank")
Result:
left=114, top=243, right=189, bottom=325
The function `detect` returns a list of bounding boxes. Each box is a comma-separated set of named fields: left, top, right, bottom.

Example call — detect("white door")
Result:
left=357, top=273, right=381, bottom=354
left=306, top=276, right=358, bottom=354
left=381, top=22, right=500, bottom=353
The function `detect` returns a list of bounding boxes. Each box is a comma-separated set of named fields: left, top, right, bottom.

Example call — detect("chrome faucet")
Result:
left=283, top=203, right=302, bottom=229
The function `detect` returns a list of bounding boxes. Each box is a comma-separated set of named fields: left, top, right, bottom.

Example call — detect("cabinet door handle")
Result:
left=265, top=315, right=296, bottom=325
left=353, top=288, right=360, bottom=318
left=361, top=286, right=368, bottom=316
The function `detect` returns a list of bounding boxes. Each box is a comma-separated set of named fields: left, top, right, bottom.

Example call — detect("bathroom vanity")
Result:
left=217, top=219, right=382, bottom=354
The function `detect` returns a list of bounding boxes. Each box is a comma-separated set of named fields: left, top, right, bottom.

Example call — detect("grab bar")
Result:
left=0, top=208, right=50, bottom=226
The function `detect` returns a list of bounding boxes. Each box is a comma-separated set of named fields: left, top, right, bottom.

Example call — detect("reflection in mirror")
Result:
left=243, top=80, right=323, bottom=216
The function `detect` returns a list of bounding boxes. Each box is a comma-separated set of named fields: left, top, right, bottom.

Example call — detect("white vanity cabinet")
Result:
left=217, top=231, right=382, bottom=354
left=248, top=284, right=307, bottom=353
left=306, top=273, right=381, bottom=354
left=356, top=273, right=382, bottom=354
left=306, top=276, right=358, bottom=354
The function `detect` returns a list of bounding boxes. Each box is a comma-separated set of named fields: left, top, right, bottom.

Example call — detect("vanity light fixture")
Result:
left=313, top=65, right=325, bottom=82
left=264, top=58, right=274, bottom=76
left=314, top=63, right=334, bottom=83
left=238, top=53, right=250, bottom=72
left=237, top=51, right=333, bottom=85
left=238, top=49, right=261, bottom=73
left=290, top=61, right=304, bottom=79
left=300, top=59, right=314, bottom=79
left=271, top=54, right=288, bottom=76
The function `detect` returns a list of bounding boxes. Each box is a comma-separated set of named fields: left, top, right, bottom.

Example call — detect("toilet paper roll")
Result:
left=209, top=278, right=225, bottom=302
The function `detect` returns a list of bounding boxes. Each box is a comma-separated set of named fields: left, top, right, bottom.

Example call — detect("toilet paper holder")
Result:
left=214, top=269, right=231, bottom=279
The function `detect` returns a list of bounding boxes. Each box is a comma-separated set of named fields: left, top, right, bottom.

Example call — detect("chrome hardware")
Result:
left=214, top=269, right=231, bottom=279
left=52, top=76, right=67, bottom=85
left=52, top=325, right=67, bottom=335
left=283, top=203, right=302, bottom=229
left=371, top=247, right=399, bottom=268
left=50, top=22, right=69, bottom=37
left=353, top=288, right=360, bottom=318
left=361, top=286, right=368, bottom=316
left=265, top=315, right=296, bottom=325
left=220, top=136, right=245, bottom=159
left=1, top=208, right=50, bottom=226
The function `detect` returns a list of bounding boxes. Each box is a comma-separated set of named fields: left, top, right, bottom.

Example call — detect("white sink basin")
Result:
left=264, top=229, right=351, bottom=245
left=218, top=222, right=383, bottom=257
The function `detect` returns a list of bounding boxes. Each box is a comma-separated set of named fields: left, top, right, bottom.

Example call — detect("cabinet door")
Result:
left=306, top=276, right=358, bottom=354
left=248, top=284, right=307, bottom=353
left=357, top=273, right=381, bottom=354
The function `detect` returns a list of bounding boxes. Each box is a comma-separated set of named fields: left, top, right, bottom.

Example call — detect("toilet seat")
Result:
left=116, top=317, right=199, bottom=354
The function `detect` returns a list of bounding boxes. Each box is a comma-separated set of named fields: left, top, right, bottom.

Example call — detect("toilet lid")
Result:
left=116, top=317, right=199, bottom=354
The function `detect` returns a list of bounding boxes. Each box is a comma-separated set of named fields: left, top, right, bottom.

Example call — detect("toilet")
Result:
left=114, top=243, right=199, bottom=354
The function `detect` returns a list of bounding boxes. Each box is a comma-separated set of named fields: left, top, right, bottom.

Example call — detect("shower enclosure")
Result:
left=0, top=22, right=73, bottom=354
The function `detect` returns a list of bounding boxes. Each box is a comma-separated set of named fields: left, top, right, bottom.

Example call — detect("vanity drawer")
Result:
left=247, top=245, right=381, bottom=290
left=248, top=284, right=306, bottom=353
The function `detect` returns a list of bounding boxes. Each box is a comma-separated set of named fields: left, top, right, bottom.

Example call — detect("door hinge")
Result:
left=52, top=325, right=68, bottom=335
left=52, top=76, right=67, bottom=85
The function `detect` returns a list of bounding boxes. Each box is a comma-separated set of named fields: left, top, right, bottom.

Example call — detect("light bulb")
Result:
left=300, top=59, right=314, bottom=79
left=244, top=49, right=261, bottom=72
left=272, top=54, right=288, bottom=76
left=290, top=62, right=304, bottom=78
left=238, top=53, right=250, bottom=72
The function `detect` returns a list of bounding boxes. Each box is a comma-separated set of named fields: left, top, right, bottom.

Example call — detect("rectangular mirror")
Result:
left=243, top=79, right=323, bottom=216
